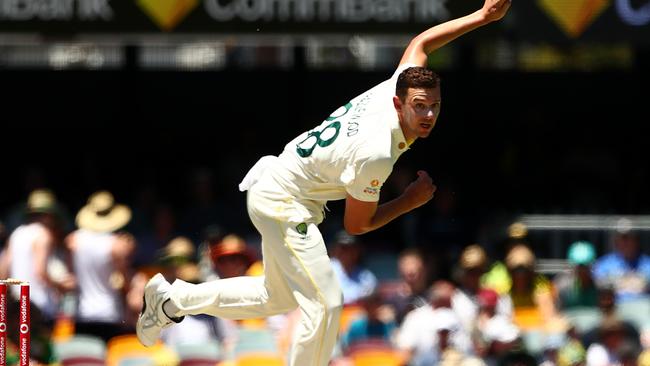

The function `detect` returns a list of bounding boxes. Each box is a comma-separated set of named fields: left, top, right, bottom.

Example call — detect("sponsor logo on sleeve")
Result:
left=363, top=179, right=381, bottom=195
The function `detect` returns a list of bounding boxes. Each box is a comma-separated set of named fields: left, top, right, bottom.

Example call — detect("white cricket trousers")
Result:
left=167, top=182, right=344, bottom=366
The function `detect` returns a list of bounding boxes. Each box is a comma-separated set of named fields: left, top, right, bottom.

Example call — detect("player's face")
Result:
left=395, top=87, right=441, bottom=143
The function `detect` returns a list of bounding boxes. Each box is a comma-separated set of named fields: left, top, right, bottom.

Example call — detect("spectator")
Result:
left=329, top=230, right=377, bottom=305
left=207, top=233, right=291, bottom=353
left=472, top=288, right=515, bottom=358
left=583, top=287, right=640, bottom=352
left=555, top=241, right=599, bottom=310
left=504, top=244, right=558, bottom=331
left=396, top=281, right=472, bottom=366
left=209, top=234, right=257, bottom=279
left=155, top=236, right=225, bottom=347
left=554, top=326, right=587, bottom=366
left=593, top=219, right=650, bottom=302
left=481, top=316, right=529, bottom=366
left=0, top=189, right=75, bottom=322
left=586, top=317, right=634, bottom=366
left=385, top=248, right=430, bottom=324
left=158, top=236, right=199, bottom=282
left=66, top=191, right=135, bottom=342
left=341, top=290, right=396, bottom=350
left=452, top=245, right=512, bottom=334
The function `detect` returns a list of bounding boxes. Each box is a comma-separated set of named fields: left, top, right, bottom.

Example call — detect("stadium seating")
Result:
left=338, top=304, right=366, bottom=335
left=61, top=357, right=106, bottom=366
left=232, top=328, right=278, bottom=356
left=348, top=348, right=404, bottom=366
left=563, top=307, right=602, bottom=334
left=174, top=342, right=223, bottom=366
left=345, top=339, right=405, bottom=366
left=106, top=334, right=178, bottom=366
left=54, top=334, right=107, bottom=365
left=616, top=297, right=650, bottom=330
left=236, top=353, right=285, bottom=366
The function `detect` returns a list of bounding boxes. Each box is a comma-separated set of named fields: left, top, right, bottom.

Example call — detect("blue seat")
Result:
left=174, top=342, right=222, bottom=365
left=616, top=298, right=650, bottom=330
left=233, top=328, right=277, bottom=357
left=117, top=356, right=154, bottom=366
left=521, top=330, right=545, bottom=356
left=563, top=307, right=602, bottom=334
left=54, top=334, right=107, bottom=362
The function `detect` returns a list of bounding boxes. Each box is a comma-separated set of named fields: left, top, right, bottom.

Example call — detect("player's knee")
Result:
left=325, top=289, right=344, bottom=314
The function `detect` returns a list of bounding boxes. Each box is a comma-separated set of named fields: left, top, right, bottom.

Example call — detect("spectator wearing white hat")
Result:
left=396, top=281, right=472, bottom=366
left=66, top=191, right=135, bottom=342
left=479, top=314, right=540, bottom=366
left=0, top=189, right=75, bottom=322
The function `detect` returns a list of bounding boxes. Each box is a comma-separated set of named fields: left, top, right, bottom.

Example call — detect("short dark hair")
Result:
left=396, top=66, right=440, bottom=101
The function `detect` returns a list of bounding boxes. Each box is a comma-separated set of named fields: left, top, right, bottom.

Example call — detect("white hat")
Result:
left=27, top=189, right=57, bottom=214
left=431, top=308, right=461, bottom=332
left=483, top=316, right=520, bottom=343
left=76, top=191, right=131, bottom=233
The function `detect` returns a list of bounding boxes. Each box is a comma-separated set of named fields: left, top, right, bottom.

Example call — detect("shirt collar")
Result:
left=389, top=110, right=409, bottom=157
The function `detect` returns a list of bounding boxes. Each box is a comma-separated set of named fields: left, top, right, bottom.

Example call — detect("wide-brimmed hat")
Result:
left=162, top=236, right=195, bottom=258
left=505, top=244, right=535, bottom=269
left=176, top=263, right=201, bottom=283
left=159, top=236, right=195, bottom=265
left=76, top=191, right=131, bottom=233
left=210, top=234, right=256, bottom=264
left=27, top=189, right=58, bottom=214
left=460, top=244, right=487, bottom=270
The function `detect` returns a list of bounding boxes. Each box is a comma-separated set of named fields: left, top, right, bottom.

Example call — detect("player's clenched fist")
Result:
left=403, top=170, right=437, bottom=209
left=482, top=0, right=511, bottom=22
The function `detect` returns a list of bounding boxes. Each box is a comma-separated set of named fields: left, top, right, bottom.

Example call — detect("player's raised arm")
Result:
left=400, top=0, right=512, bottom=67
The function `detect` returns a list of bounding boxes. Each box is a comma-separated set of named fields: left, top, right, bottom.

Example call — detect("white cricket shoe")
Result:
left=136, top=273, right=182, bottom=347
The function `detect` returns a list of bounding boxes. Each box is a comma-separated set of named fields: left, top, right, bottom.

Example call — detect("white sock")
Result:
left=162, top=299, right=181, bottom=320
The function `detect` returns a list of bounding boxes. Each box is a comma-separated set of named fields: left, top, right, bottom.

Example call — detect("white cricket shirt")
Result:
left=271, top=63, right=415, bottom=203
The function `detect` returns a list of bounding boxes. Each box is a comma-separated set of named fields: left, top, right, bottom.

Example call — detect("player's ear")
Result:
left=393, top=95, right=403, bottom=113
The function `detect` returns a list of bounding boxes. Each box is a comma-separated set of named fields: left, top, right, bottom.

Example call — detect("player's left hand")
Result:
left=402, top=170, right=436, bottom=209
left=482, top=0, right=512, bottom=22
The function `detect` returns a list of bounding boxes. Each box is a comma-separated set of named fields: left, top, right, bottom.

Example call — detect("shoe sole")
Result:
left=136, top=275, right=163, bottom=347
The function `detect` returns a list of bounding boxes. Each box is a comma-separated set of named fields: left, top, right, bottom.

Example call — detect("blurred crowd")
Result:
left=1, top=187, right=649, bottom=366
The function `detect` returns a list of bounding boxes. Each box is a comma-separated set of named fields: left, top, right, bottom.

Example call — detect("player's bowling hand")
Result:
left=482, top=0, right=511, bottom=22
left=403, top=170, right=436, bottom=209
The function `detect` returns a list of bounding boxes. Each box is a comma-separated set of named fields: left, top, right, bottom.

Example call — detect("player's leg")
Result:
left=262, top=219, right=343, bottom=366
left=137, top=192, right=300, bottom=347
left=136, top=238, right=299, bottom=347
left=243, top=187, right=343, bottom=365
left=166, top=239, right=298, bottom=318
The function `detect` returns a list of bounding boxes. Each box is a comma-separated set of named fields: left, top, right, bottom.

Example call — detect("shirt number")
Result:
left=296, top=103, right=351, bottom=158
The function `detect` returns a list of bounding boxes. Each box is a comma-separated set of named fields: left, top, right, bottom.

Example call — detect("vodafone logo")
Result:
left=0, top=322, right=6, bottom=332
left=20, top=324, right=29, bottom=334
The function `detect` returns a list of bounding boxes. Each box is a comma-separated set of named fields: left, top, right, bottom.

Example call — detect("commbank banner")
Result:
left=0, top=0, right=647, bottom=43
